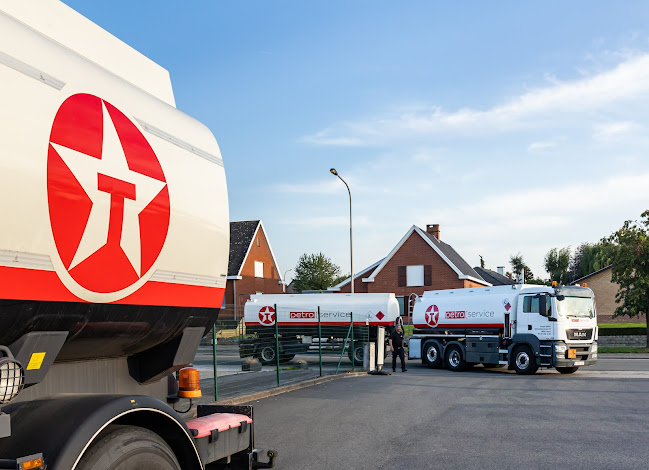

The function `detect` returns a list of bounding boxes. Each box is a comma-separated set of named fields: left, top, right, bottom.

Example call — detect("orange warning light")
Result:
left=177, top=367, right=202, bottom=398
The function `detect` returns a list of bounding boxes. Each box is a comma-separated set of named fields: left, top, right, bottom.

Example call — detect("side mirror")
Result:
left=538, top=295, right=552, bottom=317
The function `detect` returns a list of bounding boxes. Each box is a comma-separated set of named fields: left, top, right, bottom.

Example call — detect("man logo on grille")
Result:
left=425, top=304, right=439, bottom=327
left=48, top=94, right=170, bottom=296
left=258, top=306, right=276, bottom=326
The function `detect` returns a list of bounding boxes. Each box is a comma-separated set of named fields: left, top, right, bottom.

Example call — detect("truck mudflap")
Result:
left=189, top=405, right=276, bottom=469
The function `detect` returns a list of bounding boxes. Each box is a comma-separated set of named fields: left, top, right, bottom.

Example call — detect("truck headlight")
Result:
left=591, top=343, right=598, bottom=353
left=0, top=357, right=24, bottom=404
left=554, top=343, right=567, bottom=354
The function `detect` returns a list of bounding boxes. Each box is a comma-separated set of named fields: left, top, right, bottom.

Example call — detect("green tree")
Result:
left=567, top=242, right=616, bottom=282
left=293, top=252, right=343, bottom=292
left=544, top=247, right=571, bottom=284
left=509, top=253, right=534, bottom=283
left=606, top=212, right=649, bottom=346
left=479, top=255, right=485, bottom=268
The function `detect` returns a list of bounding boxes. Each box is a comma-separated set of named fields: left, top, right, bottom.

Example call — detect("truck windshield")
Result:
left=556, top=296, right=595, bottom=318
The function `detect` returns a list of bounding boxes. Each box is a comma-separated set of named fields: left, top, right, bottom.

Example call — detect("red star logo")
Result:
left=425, top=304, right=439, bottom=327
left=47, top=94, right=169, bottom=295
left=258, top=306, right=276, bottom=326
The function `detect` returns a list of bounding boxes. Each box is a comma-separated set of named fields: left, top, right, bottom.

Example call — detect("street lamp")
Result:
left=283, top=268, right=293, bottom=292
left=330, top=168, right=354, bottom=294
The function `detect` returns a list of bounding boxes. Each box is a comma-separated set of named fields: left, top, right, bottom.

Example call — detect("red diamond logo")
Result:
left=505, top=302, right=511, bottom=311
left=376, top=311, right=385, bottom=320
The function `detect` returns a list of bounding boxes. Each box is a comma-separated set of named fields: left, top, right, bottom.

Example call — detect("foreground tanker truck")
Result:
left=0, top=2, right=274, bottom=469
left=408, top=284, right=598, bottom=374
left=239, top=294, right=400, bottom=365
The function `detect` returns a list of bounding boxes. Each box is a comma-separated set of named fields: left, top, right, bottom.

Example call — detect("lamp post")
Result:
left=330, top=168, right=354, bottom=294
left=283, top=268, right=293, bottom=292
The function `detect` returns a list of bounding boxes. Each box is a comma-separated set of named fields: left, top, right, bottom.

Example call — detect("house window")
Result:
left=254, top=261, right=264, bottom=278
left=406, top=265, right=424, bottom=287
left=257, top=237, right=260, bottom=247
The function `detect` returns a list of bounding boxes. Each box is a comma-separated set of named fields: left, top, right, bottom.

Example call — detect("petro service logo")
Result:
left=48, top=94, right=170, bottom=298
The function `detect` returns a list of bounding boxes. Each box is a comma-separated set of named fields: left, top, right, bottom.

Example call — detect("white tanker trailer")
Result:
left=408, top=284, right=598, bottom=374
left=239, top=293, right=400, bottom=365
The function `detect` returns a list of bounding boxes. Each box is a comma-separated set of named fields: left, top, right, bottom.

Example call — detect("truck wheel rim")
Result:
left=354, top=347, right=364, bottom=362
left=261, top=347, right=275, bottom=362
left=426, top=346, right=438, bottom=363
left=516, top=352, right=530, bottom=369
left=449, top=350, right=460, bottom=367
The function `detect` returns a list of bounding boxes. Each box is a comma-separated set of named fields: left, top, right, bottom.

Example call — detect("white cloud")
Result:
left=528, top=141, right=558, bottom=151
left=593, top=121, right=640, bottom=141
left=301, top=53, right=649, bottom=146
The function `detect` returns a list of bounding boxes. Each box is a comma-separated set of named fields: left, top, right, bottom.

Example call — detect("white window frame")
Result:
left=254, top=261, right=264, bottom=278
left=406, top=265, right=424, bottom=287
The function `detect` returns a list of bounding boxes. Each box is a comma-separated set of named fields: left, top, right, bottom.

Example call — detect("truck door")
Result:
left=519, top=295, right=555, bottom=340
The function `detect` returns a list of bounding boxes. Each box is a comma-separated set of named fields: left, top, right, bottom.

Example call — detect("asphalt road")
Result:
left=245, top=357, right=649, bottom=470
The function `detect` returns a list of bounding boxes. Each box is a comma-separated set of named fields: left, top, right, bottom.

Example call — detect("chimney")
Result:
left=426, top=224, right=440, bottom=240
left=497, top=266, right=504, bottom=276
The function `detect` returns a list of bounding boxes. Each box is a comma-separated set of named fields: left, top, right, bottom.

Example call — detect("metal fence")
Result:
left=193, top=304, right=377, bottom=402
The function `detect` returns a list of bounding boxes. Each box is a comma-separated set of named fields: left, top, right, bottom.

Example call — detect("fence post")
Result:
left=212, top=324, right=218, bottom=402
left=274, top=303, right=280, bottom=387
left=350, top=311, right=355, bottom=372
left=318, top=306, right=322, bottom=377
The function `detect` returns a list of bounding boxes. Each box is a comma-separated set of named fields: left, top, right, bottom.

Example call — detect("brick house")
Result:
left=220, top=220, right=284, bottom=324
left=573, top=265, right=645, bottom=324
left=329, top=224, right=489, bottom=317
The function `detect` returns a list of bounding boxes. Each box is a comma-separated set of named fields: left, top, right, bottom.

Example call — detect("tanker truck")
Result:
left=239, top=293, right=400, bottom=365
left=408, top=284, right=598, bottom=375
left=0, top=2, right=274, bottom=469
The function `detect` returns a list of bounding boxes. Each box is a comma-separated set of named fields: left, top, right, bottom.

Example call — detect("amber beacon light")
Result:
left=177, top=367, right=202, bottom=398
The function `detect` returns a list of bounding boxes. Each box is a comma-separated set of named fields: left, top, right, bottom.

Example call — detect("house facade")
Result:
left=329, top=224, right=489, bottom=318
left=220, top=220, right=284, bottom=326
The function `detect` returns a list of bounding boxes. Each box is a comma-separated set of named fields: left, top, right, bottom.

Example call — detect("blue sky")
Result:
left=63, top=0, right=649, bottom=281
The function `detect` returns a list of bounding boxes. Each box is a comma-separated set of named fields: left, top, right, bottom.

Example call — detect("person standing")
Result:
left=389, top=324, right=407, bottom=372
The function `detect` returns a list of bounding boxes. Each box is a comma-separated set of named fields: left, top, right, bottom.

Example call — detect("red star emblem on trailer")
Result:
left=47, top=93, right=170, bottom=295
left=258, top=306, right=276, bottom=326
left=425, top=304, right=440, bottom=327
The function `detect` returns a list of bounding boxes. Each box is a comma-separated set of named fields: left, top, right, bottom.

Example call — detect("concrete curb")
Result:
left=217, top=371, right=368, bottom=405
left=182, top=371, right=370, bottom=419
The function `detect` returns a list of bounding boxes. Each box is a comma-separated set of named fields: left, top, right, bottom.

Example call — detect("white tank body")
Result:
left=0, top=2, right=228, bottom=308
left=244, top=293, right=400, bottom=328
left=412, top=285, right=522, bottom=329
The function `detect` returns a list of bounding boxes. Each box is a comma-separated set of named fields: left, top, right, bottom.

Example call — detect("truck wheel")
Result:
left=422, top=342, right=442, bottom=368
left=444, top=344, right=466, bottom=372
left=258, top=345, right=277, bottom=365
left=512, top=345, right=538, bottom=375
left=279, top=353, right=295, bottom=364
left=77, top=425, right=181, bottom=470
left=348, top=344, right=365, bottom=366
left=556, top=366, right=579, bottom=374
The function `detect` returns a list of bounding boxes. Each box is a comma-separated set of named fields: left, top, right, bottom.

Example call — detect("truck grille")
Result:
left=566, top=328, right=593, bottom=340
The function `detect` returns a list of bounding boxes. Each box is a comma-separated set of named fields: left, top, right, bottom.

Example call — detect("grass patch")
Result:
left=403, top=325, right=414, bottom=336
left=599, top=346, right=649, bottom=354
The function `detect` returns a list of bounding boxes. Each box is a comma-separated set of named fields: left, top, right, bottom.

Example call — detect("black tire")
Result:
left=422, top=341, right=442, bottom=368
left=512, top=345, right=538, bottom=375
left=444, top=344, right=466, bottom=372
left=279, top=353, right=296, bottom=364
left=556, top=366, right=579, bottom=374
left=348, top=344, right=365, bottom=366
left=77, top=425, right=181, bottom=470
left=257, top=345, right=277, bottom=365
left=482, top=363, right=506, bottom=369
